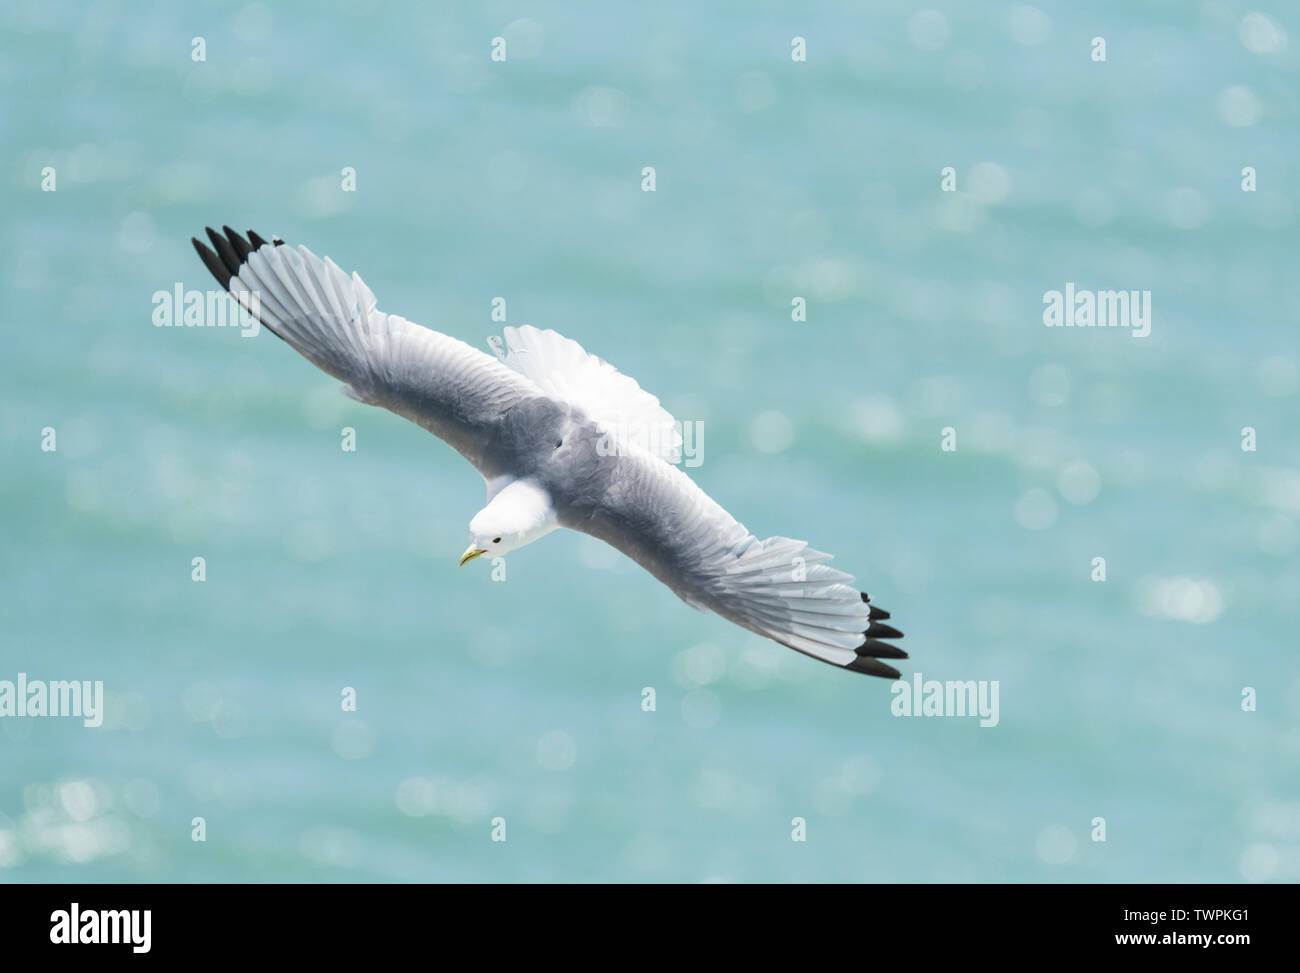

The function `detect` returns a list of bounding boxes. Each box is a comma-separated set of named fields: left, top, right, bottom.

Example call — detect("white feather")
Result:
left=491, top=325, right=683, bottom=466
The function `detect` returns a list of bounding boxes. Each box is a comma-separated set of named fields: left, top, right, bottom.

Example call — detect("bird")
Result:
left=191, top=227, right=907, bottom=678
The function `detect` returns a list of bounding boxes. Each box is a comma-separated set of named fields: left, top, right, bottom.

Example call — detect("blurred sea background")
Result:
left=2, top=0, right=1298, bottom=882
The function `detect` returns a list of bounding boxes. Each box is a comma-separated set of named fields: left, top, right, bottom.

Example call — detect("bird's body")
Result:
left=192, top=227, right=906, bottom=678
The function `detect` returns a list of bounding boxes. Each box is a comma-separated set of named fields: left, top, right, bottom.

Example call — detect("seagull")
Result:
left=191, top=227, right=907, bottom=678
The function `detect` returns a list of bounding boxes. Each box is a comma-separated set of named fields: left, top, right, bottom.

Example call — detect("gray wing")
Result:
left=570, top=444, right=906, bottom=678
left=192, top=226, right=541, bottom=479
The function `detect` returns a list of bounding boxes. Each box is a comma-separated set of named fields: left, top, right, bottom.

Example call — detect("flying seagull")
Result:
left=191, top=227, right=906, bottom=678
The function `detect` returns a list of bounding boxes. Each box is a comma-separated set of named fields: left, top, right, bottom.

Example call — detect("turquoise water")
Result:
left=2, top=0, right=1297, bottom=882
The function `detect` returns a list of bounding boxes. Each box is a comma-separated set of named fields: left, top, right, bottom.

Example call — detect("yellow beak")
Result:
left=459, top=545, right=487, bottom=567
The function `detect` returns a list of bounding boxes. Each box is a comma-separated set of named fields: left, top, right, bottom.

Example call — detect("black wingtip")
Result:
left=247, top=229, right=270, bottom=250
left=223, top=225, right=252, bottom=261
left=191, top=226, right=290, bottom=342
left=192, top=237, right=232, bottom=290
left=849, top=590, right=906, bottom=676
left=861, top=592, right=892, bottom=620
left=206, top=226, right=242, bottom=277
left=846, top=656, right=902, bottom=679
left=866, top=621, right=904, bottom=640
left=856, top=638, right=908, bottom=661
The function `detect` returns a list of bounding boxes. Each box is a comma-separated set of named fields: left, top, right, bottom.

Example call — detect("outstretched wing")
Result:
left=571, top=444, right=905, bottom=678
left=490, top=324, right=683, bottom=465
left=191, top=226, right=543, bottom=479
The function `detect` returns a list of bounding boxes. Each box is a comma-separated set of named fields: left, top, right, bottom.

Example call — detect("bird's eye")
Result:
left=554, top=440, right=563, bottom=449
left=493, top=537, right=502, bottom=544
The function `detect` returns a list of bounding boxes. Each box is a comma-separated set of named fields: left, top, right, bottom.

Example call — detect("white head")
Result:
left=459, top=478, right=558, bottom=566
